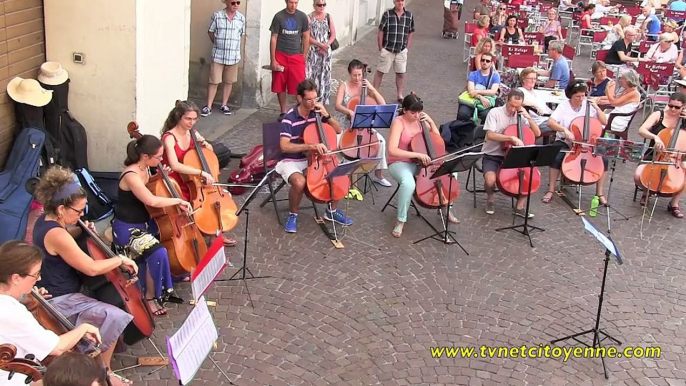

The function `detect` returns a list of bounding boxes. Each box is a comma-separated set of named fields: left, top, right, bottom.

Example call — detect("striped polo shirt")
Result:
left=279, top=105, right=329, bottom=161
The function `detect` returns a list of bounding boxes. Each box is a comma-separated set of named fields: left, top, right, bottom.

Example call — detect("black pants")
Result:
left=457, top=104, right=492, bottom=123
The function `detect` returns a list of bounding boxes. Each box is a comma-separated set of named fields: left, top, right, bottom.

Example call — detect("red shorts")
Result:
left=272, top=51, right=306, bottom=95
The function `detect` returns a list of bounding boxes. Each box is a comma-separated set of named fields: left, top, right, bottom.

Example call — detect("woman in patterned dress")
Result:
left=306, top=0, right=335, bottom=105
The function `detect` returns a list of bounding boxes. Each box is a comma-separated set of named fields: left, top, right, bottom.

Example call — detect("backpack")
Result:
left=14, top=103, right=59, bottom=174
left=74, top=168, right=114, bottom=221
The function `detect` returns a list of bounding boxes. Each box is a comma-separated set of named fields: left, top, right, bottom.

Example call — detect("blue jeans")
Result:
left=111, top=218, right=174, bottom=299
left=388, top=162, right=418, bottom=222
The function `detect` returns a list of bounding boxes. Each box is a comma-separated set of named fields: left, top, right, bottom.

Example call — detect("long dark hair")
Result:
left=400, top=93, right=424, bottom=115
left=161, top=100, right=200, bottom=134
left=124, top=135, right=162, bottom=166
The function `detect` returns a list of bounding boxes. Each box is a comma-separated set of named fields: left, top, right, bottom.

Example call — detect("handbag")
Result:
left=326, top=14, right=339, bottom=51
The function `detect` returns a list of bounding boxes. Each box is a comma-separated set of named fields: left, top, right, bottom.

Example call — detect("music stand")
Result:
left=495, top=144, right=561, bottom=248
left=349, top=104, right=398, bottom=197
left=412, top=152, right=482, bottom=255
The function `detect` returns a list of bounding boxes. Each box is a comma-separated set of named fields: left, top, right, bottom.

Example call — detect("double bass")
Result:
left=561, top=99, right=605, bottom=185
left=409, top=111, right=460, bottom=209
left=339, top=65, right=380, bottom=160
left=127, top=122, right=208, bottom=276
left=496, top=113, right=541, bottom=196
left=182, top=129, right=239, bottom=236
left=80, top=220, right=155, bottom=346
left=637, top=117, right=686, bottom=196
left=303, top=110, right=350, bottom=203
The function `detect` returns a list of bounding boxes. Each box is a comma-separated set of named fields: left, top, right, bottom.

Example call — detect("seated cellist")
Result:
left=0, top=241, right=102, bottom=386
left=482, top=89, right=541, bottom=217
left=276, top=79, right=354, bottom=233
left=112, top=134, right=191, bottom=316
left=634, top=92, right=686, bottom=218
left=540, top=81, right=609, bottom=205
left=387, top=94, right=459, bottom=238
left=161, top=101, right=237, bottom=247
left=334, top=59, right=392, bottom=188
left=31, top=166, right=138, bottom=386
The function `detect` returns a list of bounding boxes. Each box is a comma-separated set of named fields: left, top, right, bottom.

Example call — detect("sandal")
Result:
left=640, top=194, right=648, bottom=207
left=447, top=211, right=461, bottom=224
left=392, top=223, right=404, bottom=238
left=541, top=191, right=554, bottom=203
left=597, top=194, right=608, bottom=206
left=668, top=205, right=684, bottom=219
left=146, top=298, right=167, bottom=316
left=108, top=372, right=133, bottom=386
left=222, top=236, right=237, bottom=247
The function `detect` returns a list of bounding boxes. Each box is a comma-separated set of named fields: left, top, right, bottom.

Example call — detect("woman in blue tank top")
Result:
left=33, top=166, right=138, bottom=386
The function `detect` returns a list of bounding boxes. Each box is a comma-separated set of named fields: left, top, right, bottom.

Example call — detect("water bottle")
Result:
left=590, top=195, right=600, bottom=217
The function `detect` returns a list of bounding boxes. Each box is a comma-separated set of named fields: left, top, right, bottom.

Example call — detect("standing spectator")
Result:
left=201, top=0, right=245, bottom=117
left=373, top=0, right=415, bottom=103
left=270, top=0, right=310, bottom=119
left=306, top=0, right=335, bottom=105
left=640, top=6, right=661, bottom=41
left=536, top=41, right=570, bottom=89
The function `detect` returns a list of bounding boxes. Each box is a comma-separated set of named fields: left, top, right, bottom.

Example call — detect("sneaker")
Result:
left=372, top=176, right=392, bottom=187
left=201, top=106, right=211, bottom=117
left=485, top=202, right=495, bottom=215
left=325, top=209, right=353, bottom=226
left=513, top=208, right=534, bottom=219
left=220, top=105, right=232, bottom=115
left=284, top=213, right=298, bottom=233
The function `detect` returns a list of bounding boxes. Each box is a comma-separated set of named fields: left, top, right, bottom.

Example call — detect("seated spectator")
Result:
left=600, top=69, right=641, bottom=133
left=43, top=352, right=108, bottom=386
left=605, top=27, right=639, bottom=65
left=518, top=67, right=553, bottom=133
left=676, top=49, right=686, bottom=79
left=662, top=20, right=679, bottom=49
left=639, top=6, right=661, bottom=41
left=536, top=41, right=570, bottom=89
left=471, top=15, right=490, bottom=47
left=498, top=15, right=524, bottom=44
left=591, top=0, right=621, bottom=19
left=601, top=15, right=631, bottom=49
left=580, top=4, right=595, bottom=31
left=490, top=5, right=508, bottom=35
left=589, top=61, right=611, bottom=97
left=540, top=8, right=564, bottom=52
left=458, top=52, right=500, bottom=122
left=645, top=33, right=679, bottom=63
left=474, top=37, right=496, bottom=71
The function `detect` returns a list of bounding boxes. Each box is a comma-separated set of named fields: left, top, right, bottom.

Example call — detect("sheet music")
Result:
left=191, top=237, right=228, bottom=303
left=167, top=296, right=218, bottom=385
left=581, top=217, right=622, bottom=263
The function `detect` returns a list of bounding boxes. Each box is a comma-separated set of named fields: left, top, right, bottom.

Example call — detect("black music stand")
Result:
left=214, top=171, right=274, bottom=309
left=495, top=144, right=560, bottom=248
left=349, top=104, right=398, bottom=197
left=551, top=217, right=623, bottom=379
left=412, top=152, right=482, bottom=255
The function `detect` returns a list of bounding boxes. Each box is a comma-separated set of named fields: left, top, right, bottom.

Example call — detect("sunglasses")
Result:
left=230, top=1, right=240, bottom=4
left=481, top=59, right=491, bottom=63
left=316, top=3, right=326, bottom=6
left=667, top=104, right=684, bottom=109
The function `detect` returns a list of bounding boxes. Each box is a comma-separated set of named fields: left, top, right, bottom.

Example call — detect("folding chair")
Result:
left=259, top=122, right=287, bottom=225
left=463, top=22, right=477, bottom=62
left=588, top=30, right=607, bottom=59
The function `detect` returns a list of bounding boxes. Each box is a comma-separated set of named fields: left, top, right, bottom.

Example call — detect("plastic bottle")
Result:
left=590, top=195, right=600, bottom=217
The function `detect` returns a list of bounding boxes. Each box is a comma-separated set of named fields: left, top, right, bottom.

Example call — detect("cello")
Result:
left=409, top=111, right=460, bottom=209
left=339, top=64, right=380, bottom=160
left=637, top=117, right=686, bottom=196
left=561, top=99, right=605, bottom=185
left=127, top=122, right=208, bottom=276
left=0, top=344, right=46, bottom=382
left=496, top=113, right=541, bottom=197
left=303, top=110, right=350, bottom=203
left=182, top=129, right=239, bottom=236
left=80, top=220, right=155, bottom=346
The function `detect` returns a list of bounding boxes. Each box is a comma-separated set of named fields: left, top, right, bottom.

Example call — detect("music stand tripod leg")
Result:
left=495, top=161, right=544, bottom=248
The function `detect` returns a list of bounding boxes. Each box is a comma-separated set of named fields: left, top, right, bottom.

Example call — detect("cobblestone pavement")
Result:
left=114, top=0, right=686, bottom=385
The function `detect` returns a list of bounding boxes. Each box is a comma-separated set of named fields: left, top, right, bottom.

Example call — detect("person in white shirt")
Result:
left=518, top=67, right=553, bottom=133
left=645, top=33, right=679, bottom=63
left=0, top=241, right=101, bottom=386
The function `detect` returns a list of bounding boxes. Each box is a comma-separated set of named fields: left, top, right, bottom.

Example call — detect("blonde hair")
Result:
left=477, top=15, right=490, bottom=29
left=475, top=37, right=495, bottom=55
left=618, top=15, right=631, bottom=27
left=519, top=67, right=537, bottom=83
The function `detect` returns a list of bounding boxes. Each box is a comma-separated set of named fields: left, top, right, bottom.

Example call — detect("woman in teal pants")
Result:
left=387, top=94, right=460, bottom=237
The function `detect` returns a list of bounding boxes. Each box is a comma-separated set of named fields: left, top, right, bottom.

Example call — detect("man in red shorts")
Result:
left=270, top=0, right=310, bottom=120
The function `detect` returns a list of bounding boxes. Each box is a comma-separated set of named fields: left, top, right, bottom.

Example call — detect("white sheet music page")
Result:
left=166, top=296, right=218, bottom=385
left=191, top=236, right=228, bottom=303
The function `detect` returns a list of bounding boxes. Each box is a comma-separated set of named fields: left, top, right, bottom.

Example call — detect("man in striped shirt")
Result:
left=275, top=80, right=354, bottom=233
left=373, top=0, right=415, bottom=103
left=202, top=0, right=245, bottom=117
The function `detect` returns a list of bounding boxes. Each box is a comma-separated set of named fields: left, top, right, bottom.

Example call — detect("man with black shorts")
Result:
left=270, top=0, right=310, bottom=119
left=480, top=89, right=540, bottom=217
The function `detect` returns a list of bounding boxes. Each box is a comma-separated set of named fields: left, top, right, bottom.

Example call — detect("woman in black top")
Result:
left=498, top=15, right=524, bottom=44
left=111, top=135, right=193, bottom=315
left=634, top=92, right=686, bottom=218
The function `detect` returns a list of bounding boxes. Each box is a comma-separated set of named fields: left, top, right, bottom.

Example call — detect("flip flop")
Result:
left=541, top=191, right=554, bottom=203
left=392, top=223, right=404, bottom=238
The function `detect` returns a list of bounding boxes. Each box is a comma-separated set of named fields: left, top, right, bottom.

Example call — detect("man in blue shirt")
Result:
left=640, top=6, right=661, bottom=41
left=457, top=52, right=500, bottom=122
left=536, top=40, right=570, bottom=89
left=669, top=0, right=686, bottom=23
left=275, top=79, right=353, bottom=233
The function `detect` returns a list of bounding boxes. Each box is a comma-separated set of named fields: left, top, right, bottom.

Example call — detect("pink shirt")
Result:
left=387, top=117, right=422, bottom=164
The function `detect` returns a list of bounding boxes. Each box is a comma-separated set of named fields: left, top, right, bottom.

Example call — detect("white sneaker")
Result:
left=373, top=177, right=392, bottom=187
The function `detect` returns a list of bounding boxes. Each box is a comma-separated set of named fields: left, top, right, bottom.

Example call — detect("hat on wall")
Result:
left=7, top=77, right=53, bottom=107
left=37, top=61, right=69, bottom=86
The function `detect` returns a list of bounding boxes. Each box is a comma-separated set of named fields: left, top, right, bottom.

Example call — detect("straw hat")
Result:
left=37, top=61, right=69, bottom=86
left=674, top=79, right=686, bottom=89
left=664, top=19, right=678, bottom=30
left=7, top=77, right=53, bottom=107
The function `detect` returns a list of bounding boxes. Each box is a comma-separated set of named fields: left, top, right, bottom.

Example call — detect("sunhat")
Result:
left=7, top=77, right=53, bottom=107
